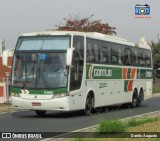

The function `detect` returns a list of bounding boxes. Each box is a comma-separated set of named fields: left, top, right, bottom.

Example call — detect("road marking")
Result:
left=0, top=111, right=18, bottom=115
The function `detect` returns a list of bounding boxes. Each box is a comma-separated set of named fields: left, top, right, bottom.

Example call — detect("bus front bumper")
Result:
left=11, top=96, right=71, bottom=111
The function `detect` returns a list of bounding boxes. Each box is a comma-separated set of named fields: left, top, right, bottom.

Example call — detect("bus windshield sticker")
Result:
left=40, top=53, right=46, bottom=60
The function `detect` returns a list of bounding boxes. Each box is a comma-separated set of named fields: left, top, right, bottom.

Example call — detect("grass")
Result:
left=70, top=116, right=160, bottom=141
left=127, top=117, right=159, bottom=127
left=153, top=81, right=160, bottom=93
left=153, top=86, right=160, bottom=93
left=97, top=117, right=160, bottom=134
left=97, top=119, right=126, bottom=133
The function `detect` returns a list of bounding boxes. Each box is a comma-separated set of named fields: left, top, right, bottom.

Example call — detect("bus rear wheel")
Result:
left=130, top=92, right=138, bottom=108
left=138, top=89, right=144, bottom=106
left=35, top=110, right=46, bottom=117
left=83, top=94, right=94, bottom=115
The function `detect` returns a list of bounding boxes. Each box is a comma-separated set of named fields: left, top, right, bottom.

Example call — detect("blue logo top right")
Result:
left=135, top=4, right=150, bottom=15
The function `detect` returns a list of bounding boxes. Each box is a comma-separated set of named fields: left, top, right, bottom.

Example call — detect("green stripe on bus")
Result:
left=137, top=69, right=152, bottom=79
left=87, top=65, right=152, bottom=80
left=86, top=65, right=122, bottom=79
left=10, top=87, right=21, bottom=93
left=10, top=87, right=68, bottom=95
left=124, top=80, right=128, bottom=92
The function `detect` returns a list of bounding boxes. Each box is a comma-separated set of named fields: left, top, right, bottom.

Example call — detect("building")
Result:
left=0, top=40, right=5, bottom=57
left=2, top=49, right=14, bottom=68
left=0, top=40, right=13, bottom=103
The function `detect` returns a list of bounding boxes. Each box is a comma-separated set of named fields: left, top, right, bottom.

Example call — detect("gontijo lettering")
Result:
left=94, top=69, right=112, bottom=77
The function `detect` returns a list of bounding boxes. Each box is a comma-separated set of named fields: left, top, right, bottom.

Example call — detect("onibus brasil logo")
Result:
left=134, top=4, right=151, bottom=19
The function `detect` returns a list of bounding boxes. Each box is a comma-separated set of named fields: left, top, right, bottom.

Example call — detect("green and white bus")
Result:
left=9, top=31, right=152, bottom=116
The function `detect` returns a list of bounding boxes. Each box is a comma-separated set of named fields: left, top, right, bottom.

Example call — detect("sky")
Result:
left=0, top=0, right=160, bottom=48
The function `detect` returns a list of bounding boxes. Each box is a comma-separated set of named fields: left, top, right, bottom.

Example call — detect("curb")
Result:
left=152, top=94, right=160, bottom=97
left=44, top=110, right=160, bottom=141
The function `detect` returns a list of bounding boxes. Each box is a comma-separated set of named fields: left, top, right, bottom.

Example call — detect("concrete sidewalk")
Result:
left=0, top=103, right=14, bottom=113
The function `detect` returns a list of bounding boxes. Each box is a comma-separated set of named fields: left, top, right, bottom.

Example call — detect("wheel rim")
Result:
left=86, top=97, right=92, bottom=111
left=133, top=97, right=137, bottom=106
left=132, top=95, right=138, bottom=107
left=84, top=95, right=93, bottom=115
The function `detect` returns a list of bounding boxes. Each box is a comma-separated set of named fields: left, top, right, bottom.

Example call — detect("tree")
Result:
left=54, top=15, right=116, bottom=35
left=150, top=41, right=160, bottom=79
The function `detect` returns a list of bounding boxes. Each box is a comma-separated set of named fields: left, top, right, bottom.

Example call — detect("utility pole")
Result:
left=6, top=72, right=10, bottom=103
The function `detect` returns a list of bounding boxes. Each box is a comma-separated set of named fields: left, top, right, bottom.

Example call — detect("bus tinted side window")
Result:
left=86, top=38, right=152, bottom=68
left=86, top=39, right=99, bottom=63
left=100, top=42, right=110, bottom=63
left=73, top=36, right=84, bottom=59
left=122, top=47, right=131, bottom=66
left=111, top=43, right=119, bottom=64
left=131, top=48, right=151, bottom=67
left=145, top=50, right=151, bottom=67
left=138, top=50, right=146, bottom=67
left=131, top=48, right=138, bottom=66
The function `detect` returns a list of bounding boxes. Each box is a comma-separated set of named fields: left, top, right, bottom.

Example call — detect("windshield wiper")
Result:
left=14, top=73, right=34, bottom=88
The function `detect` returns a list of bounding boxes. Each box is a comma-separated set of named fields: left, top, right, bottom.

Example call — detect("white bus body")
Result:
left=10, top=31, right=152, bottom=116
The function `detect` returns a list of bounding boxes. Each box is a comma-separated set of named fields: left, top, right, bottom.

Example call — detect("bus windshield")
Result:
left=12, top=52, right=68, bottom=89
left=16, top=36, right=70, bottom=50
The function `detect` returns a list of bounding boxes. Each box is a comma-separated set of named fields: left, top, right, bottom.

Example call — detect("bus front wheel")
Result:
left=35, top=110, right=46, bottom=117
left=83, top=94, right=94, bottom=115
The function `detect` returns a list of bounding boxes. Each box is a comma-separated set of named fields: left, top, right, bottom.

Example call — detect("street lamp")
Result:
left=5, top=72, right=10, bottom=103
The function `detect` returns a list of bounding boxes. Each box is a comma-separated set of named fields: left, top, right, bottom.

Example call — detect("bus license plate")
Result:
left=32, top=102, right=41, bottom=106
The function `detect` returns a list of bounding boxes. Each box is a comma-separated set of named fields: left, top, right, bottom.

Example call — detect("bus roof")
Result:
left=20, top=31, right=151, bottom=50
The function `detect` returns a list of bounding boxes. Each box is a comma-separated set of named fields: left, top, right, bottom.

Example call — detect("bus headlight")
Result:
left=11, top=92, right=20, bottom=97
left=52, top=93, right=69, bottom=98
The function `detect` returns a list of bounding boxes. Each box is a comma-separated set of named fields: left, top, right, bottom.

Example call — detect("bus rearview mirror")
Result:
left=66, top=48, right=75, bottom=66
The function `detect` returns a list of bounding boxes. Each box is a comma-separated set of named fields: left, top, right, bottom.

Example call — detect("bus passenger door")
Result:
left=69, top=51, right=84, bottom=110
left=70, top=51, right=83, bottom=91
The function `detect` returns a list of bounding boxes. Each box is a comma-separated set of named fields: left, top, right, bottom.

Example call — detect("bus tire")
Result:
left=130, top=91, right=138, bottom=108
left=83, top=94, right=94, bottom=115
left=35, top=110, right=46, bottom=117
left=138, top=89, right=144, bottom=107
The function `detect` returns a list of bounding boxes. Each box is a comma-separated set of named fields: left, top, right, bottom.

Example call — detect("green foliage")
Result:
left=153, top=86, right=160, bottom=93
left=150, top=41, right=160, bottom=79
left=98, top=119, right=126, bottom=133
left=149, top=41, right=160, bottom=88
left=127, top=117, right=159, bottom=127
left=55, top=14, right=116, bottom=35
left=151, top=41, right=160, bottom=63
left=98, top=117, right=160, bottom=135
left=71, top=139, right=88, bottom=141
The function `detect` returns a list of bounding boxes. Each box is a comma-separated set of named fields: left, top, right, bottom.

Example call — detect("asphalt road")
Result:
left=0, top=97, right=160, bottom=134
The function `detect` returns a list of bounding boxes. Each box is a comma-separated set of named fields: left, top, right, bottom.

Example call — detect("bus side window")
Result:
left=138, top=57, right=144, bottom=66
left=94, top=43, right=99, bottom=62
left=111, top=55, right=118, bottom=64
left=146, top=57, right=151, bottom=67
left=132, top=56, right=137, bottom=66
left=86, top=42, right=95, bottom=62
left=73, top=36, right=84, bottom=60
left=111, top=44, right=119, bottom=64
left=124, top=55, right=129, bottom=65
left=145, top=50, right=151, bottom=67
left=100, top=42, right=110, bottom=63
left=122, top=48, right=131, bottom=66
